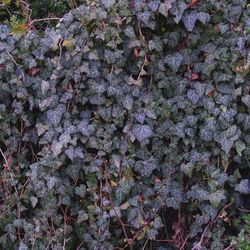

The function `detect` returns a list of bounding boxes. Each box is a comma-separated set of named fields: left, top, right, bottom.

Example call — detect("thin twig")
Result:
left=0, top=148, right=19, bottom=203
left=60, top=206, right=68, bottom=250
left=180, top=235, right=189, bottom=250
left=153, top=239, right=174, bottom=242
left=148, top=66, right=153, bottom=93
left=0, top=148, right=8, bottom=166
left=29, top=17, right=65, bottom=26
left=192, top=202, right=233, bottom=250
left=58, top=39, right=63, bottom=66
left=104, top=160, right=133, bottom=250
left=20, top=0, right=32, bottom=21
left=137, top=55, right=147, bottom=81
left=76, top=240, right=85, bottom=250
left=3, top=4, right=11, bottom=16
left=223, top=243, right=235, bottom=250
left=191, top=222, right=211, bottom=250
left=119, top=118, right=133, bottom=180
left=142, top=238, right=149, bottom=250
left=5, top=49, right=25, bottom=81
left=237, top=207, right=250, bottom=213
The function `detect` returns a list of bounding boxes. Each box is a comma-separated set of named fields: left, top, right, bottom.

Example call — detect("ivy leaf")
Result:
left=41, top=80, right=50, bottom=95
left=134, top=112, right=145, bottom=124
left=208, top=190, right=226, bottom=207
left=235, top=179, right=250, bottom=194
left=51, top=140, right=64, bottom=157
left=75, top=147, right=84, bottom=159
left=36, top=123, right=48, bottom=136
left=122, top=95, right=133, bottom=110
left=47, top=110, right=63, bottom=126
left=110, top=207, right=121, bottom=217
left=194, top=83, right=206, bottom=98
left=242, top=95, right=250, bottom=108
left=214, top=127, right=240, bottom=154
left=66, top=165, right=80, bottom=181
left=158, top=0, right=174, bottom=18
left=182, top=13, right=197, bottom=31
left=46, top=177, right=58, bottom=190
left=19, top=242, right=28, bottom=250
left=200, top=128, right=213, bottom=141
left=144, top=108, right=156, bottom=119
left=181, top=162, right=195, bottom=177
left=187, top=187, right=209, bottom=201
left=134, top=158, right=158, bottom=176
left=148, top=0, right=160, bottom=11
left=236, top=141, right=246, bottom=156
left=89, top=80, right=106, bottom=94
left=197, top=12, right=210, bottom=24
left=77, top=210, right=88, bottom=223
left=186, top=116, right=198, bottom=126
left=137, top=11, right=151, bottom=25
left=166, top=197, right=180, bottom=209
left=147, top=228, right=158, bottom=240
left=218, top=135, right=235, bottom=154
left=173, top=122, right=185, bottom=138
left=124, top=26, right=136, bottom=38
left=243, top=115, right=250, bottom=130
left=30, top=196, right=38, bottom=208
left=78, top=120, right=90, bottom=137
left=134, top=0, right=144, bottom=11
left=171, top=1, right=188, bottom=23
left=101, top=0, right=116, bottom=9
left=75, top=184, right=86, bottom=198
left=202, top=204, right=219, bottom=220
left=132, top=124, right=153, bottom=142
left=164, top=52, right=183, bottom=72
left=187, top=89, right=199, bottom=104
left=108, top=84, right=123, bottom=96
left=65, top=147, right=75, bottom=161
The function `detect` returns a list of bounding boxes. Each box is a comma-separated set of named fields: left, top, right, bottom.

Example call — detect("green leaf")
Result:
left=66, top=165, right=80, bottom=181
left=236, top=141, right=246, bottom=156
left=77, top=210, right=88, bottom=223
left=75, top=184, right=87, bottom=198
left=208, top=190, right=226, bottom=207
left=214, top=126, right=241, bottom=154
left=30, top=196, right=38, bottom=208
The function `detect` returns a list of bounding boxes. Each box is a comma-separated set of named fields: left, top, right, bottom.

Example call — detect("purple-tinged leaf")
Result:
left=132, top=124, right=153, bottom=142
left=164, top=52, right=183, bottom=72
left=134, top=112, right=145, bottom=124
left=182, top=13, right=197, bottom=32
left=122, top=94, right=133, bottom=110
left=171, top=1, right=187, bottom=24
left=197, top=12, right=210, bottom=24
left=78, top=120, right=90, bottom=137
left=187, top=89, right=199, bottom=104
left=235, top=179, right=250, bottom=194
left=158, top=0, right=174, bottom=18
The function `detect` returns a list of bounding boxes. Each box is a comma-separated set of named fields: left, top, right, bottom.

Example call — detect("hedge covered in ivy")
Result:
left=1, top=0, right=250, bottom=249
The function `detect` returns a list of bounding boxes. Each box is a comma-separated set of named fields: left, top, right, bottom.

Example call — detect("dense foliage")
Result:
left=1, top=0, right=250, bottom=249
